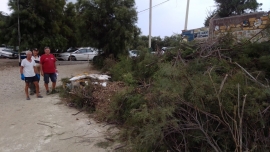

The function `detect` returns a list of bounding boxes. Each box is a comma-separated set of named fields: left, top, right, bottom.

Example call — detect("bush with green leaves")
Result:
left=103, top=37, right=270, bottom=151
left=107, top=51, right=159, bottom=86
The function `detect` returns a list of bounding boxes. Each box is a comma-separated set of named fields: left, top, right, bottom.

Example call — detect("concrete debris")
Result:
left=69, top=74, right=111, bottom=81
left=67, top=74, right=110, bottom=89
left=89, top=74, right=111, bottom=80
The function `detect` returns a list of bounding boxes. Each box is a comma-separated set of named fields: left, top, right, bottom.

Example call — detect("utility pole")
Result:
left=18, top=0, right=21, bottom=66
left=184, top=0, right=190, bottom=30
left=148, top=0, right=152, bottom=49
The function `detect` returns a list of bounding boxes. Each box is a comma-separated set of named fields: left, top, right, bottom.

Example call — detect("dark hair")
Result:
left=44, top=47, right=50, bottom=50
left=32, top=48, right=38, bottom=51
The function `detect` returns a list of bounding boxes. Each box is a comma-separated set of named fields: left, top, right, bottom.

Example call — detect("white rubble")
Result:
left=68, top=74, right=110, bottom=89
left=69, top=74, right=111, bottom=81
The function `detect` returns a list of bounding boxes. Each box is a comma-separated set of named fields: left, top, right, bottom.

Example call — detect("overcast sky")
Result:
left=0, top=0, right=269, bottom=38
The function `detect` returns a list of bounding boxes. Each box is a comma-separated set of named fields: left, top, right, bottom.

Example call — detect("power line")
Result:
left=137, top=0, right=170, bottom=13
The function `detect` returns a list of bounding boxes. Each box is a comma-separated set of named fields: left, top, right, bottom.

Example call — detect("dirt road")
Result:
left=0, top=61, right=116, bottom=152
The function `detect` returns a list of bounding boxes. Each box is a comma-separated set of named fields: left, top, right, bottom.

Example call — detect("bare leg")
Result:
left=34, top=81, right=40, bottom=97
left=44, top=83, right=49, bottom=91
left=52, top=82, right=56, bottom=90
left=29, top=82, right=35, bottom=94
left=25, top=83, right=29, bottom=98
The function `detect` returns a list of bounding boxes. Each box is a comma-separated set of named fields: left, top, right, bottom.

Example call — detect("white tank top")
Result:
left=31, top=56, right=40, bottom=67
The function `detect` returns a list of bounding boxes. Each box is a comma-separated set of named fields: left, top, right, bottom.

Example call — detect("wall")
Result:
left=210, top=11, right=270, bottom=42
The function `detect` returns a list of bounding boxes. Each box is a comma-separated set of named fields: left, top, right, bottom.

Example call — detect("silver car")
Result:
left=129, top=50, right=139, bottom=58
left=57, top=47, right=99, bottom=61
left=0, top=48, right=18, bottom=59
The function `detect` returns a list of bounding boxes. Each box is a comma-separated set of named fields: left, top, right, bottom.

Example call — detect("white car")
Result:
left=57, top=47, right=99, bottom=61
left=0, top=48, right=19, bottom=59
left=129, top=50, right=139, bottom=58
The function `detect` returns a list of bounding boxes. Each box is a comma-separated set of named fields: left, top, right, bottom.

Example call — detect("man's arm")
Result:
left=54, top=56, right=57, bottom=72
left=40, top=56, right=44, bottom=76
left=40, top=63, right=44, bottom=76
left=20, top=66, right=25, bottom=80
left=55, top=62, right=57, bottom=72
left=20, top=66, right=24, bottom=74
left=20, top=60, right=24, bottom=74
left=34, top=66, right=37, bottom=74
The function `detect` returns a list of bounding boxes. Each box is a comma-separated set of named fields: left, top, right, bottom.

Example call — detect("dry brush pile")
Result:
left=99, top=30, right=270, bottom=151
left=59, top=28, right=270, bottom=151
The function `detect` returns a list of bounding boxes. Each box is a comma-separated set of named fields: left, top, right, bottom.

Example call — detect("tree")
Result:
left=62, top=2, right=78, bottom=49
left=0, top=12, right=8, bottom=43
left=214, top=0, right=262, bottom=17
left=76, top=0, right=138, bottom=57
left=204, top=9, right=217, bottom=27
left=3, top=0, right=70, bottom=51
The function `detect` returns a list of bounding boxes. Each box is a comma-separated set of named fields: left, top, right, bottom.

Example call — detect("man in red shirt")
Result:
left=40, top=47, right=58, bottom=95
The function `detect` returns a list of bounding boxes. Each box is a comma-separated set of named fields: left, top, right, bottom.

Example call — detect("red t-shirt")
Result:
left=40, top=54, right=56, bottom=73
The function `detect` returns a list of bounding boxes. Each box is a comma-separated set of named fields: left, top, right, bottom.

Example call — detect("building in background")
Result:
left=182, top=11, right=269, bottom=42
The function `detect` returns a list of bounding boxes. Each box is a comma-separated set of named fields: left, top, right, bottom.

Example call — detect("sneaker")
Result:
left=50, top=89, right=59, bottom=94
left=37, top=95, right=43, bottom=98
left=46, top=90, right=50, bottom=95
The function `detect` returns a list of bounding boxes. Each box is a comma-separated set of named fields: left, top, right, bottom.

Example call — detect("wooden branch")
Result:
left=234, top=62, right=267, bottom=88
left=239, top=94, right=247, bottom=152
left=262, top=105, right=270, bottom=114
left=37, top=123, right=54, bottom=128
left=72, top=109, right=84, bottom=115
left=218, top=74, right=228, bottom=95
left=114, top=144, right=126, bottom=150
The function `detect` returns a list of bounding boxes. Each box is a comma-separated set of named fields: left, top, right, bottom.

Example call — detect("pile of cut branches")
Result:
left=102, top=30, right=270, bottom=151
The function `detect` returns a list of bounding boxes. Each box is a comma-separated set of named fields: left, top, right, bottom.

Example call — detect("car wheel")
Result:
left=69, top=56, right=76, bottom=61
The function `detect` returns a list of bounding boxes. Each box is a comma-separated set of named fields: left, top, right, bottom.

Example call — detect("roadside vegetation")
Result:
left=93, top=29, right=270, bottom=151
left=60, top=28, right=270, bottom=151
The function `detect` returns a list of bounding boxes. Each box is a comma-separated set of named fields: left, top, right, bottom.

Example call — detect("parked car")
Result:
left=57, top=47, right=99, bottom=61
left=0, top=44, right=6, bottom=58
left=161, top=47, right=175, bottom=51
left=20, top=51, right=27, bottom=59
left=0, top=48, right=19, bottom=59
left=129, top=50, right=139, bottom=58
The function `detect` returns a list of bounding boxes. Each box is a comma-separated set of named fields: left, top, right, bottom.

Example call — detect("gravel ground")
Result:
left=0, top=62, right=117, bottom=152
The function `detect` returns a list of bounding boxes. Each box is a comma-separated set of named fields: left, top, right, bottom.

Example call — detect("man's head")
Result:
left=26, top=50, right=32, bottom=59
left=44, top=47, right=50, bottom=55
left=32, top=48, right=39, bottom=56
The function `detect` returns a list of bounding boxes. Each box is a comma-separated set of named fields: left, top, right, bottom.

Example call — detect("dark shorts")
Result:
left=44, top=73, right=57, bottom=84
left=25, top=76, right=39, bottom=83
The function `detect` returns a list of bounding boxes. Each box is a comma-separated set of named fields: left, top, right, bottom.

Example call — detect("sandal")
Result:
left=26, top=97, right=30, bottom=100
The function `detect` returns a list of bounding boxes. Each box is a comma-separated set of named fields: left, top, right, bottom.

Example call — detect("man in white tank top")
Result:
left=29, top=48, right=41, bottom=95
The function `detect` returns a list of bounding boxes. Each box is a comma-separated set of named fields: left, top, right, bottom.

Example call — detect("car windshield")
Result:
left=66, top=49, right=77, bottom=52
left=130, top=50, right=138, bottom=54
left=3, top=49, right=15, bottom=53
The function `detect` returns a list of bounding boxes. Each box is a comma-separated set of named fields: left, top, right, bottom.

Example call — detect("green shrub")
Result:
left=101, top=57, right=117, bottom=72
left=109, top=55, right=133, bottom=82
left=100, top=34, right=270, bottom=151
left=92, top=55, right=105, bottom=69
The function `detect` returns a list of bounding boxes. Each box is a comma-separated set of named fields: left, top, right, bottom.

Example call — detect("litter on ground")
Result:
left=67, top=74, right=111, bottom=89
